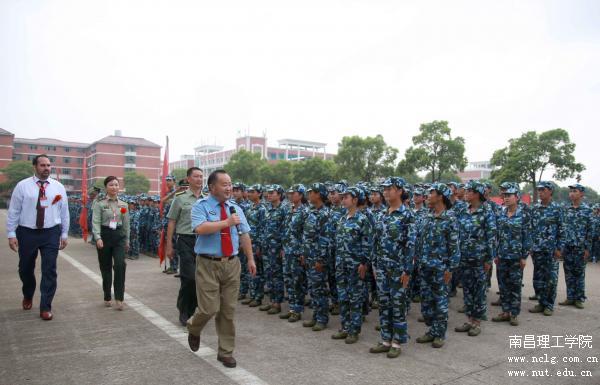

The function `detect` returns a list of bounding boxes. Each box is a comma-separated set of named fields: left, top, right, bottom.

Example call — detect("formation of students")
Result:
left=229, top=178, right=598, bottom=357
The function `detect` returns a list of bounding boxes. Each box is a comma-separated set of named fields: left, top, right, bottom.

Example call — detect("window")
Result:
left=62, top=168, right=71, bottom=175
left=45, top=145, right=56, bottom=151
left=125, top=167, right=135, bottom=173
left=64, top=147, right=70, bottom=152
left=14, top=143, right=21, bottom=148
left=12, top=154, right=22, bottom=160
left=269, top=152, right=277, bottom=160
left=77, top=148, right=85, bottom=153
left=125, top=156, right=136, bottom=164
left=27, top=155, right=35, bottom=161
left=64, top=157, right=71, bottom=164
left=76, top=158, right=83, bottom=164
left=29, top=145, right=37, bottom=150
left=125, top=145, right=136, bottom=152
left=49, top=157, right=56, bottom=163
left=76, top=169, right=82, bottom=175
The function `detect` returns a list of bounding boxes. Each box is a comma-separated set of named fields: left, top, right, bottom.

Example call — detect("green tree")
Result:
left=224, top=150, right=267, bottom=185
left=262, top=161, right=295, bottom=187
left=294, top=158, right=338, bottom=186
left=334, top=135, right=398, bottom=183
left=171, top=168, right=187, bottom=181
left=124, top=172, right=150, bottom=195
left=490, top=129, right=585, bottom=202
left=401, top=120, right=467, bottom=183
left=425, top=171, right=462, bottom=183
left=0, top=161, right=32, bottom=191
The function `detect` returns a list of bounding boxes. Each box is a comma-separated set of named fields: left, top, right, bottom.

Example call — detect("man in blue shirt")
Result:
left=186, top=170, right=256, bottom=369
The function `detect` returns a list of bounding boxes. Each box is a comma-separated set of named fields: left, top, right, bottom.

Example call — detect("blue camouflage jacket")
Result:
left=530, top=201, right=563, bottom=253
left=560, top=202, right=593, bottom=251
left=497, top=206, right=532, bottom=260
left=373, top=205, right=416, bottom=274
left=335, top=210, right=374, bottom=265
left=457, top=204, right=497, bottom=264
left=420, top=209, right=461, bottom=271
left=302, top=204, right=331, bottom=264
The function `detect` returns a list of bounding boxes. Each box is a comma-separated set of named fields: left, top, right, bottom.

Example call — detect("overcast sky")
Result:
left=1, top=0, right=599, bottom=189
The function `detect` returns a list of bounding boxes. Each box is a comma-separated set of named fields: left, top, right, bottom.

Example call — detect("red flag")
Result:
left=79, top=163, right=89, bottom=242
left=158, top=136, right=169, bottom=266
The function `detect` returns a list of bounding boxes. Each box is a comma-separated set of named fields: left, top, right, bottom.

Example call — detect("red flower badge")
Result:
left=52, top=194, right=62, bottom=205
left=120, top=207, right=127, bottom=214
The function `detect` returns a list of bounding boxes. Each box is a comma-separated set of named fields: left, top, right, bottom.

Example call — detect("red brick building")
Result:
left=3, top=129, right=161, bottom=194
left=0, top=128, right=15, bottom=182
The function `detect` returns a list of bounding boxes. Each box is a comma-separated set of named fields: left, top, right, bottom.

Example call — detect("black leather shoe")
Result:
left=188, top=333, right=200, bottom=352
left=217, top=355, right=237, bottom=368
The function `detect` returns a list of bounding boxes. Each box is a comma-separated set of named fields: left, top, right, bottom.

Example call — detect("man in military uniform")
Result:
left=301, top=183, right=331, bottom=331
left=161, top=175, right=179, bottom=274
left=326, top=184, right=346, bottom=316
left=167, top=168, right=202, bottom=325
left=528, top=181, right=563, bottom=316
left=558, top=184, right=593, bottom=309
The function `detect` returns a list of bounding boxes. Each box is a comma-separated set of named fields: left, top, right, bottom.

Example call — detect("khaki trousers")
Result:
left=187, top=255, right=241, bottom=357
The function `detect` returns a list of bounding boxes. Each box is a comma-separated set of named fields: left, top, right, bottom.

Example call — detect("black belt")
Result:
left=177, top=234, right=196, bottom=238
left=197, top=254, right=237, bottom=261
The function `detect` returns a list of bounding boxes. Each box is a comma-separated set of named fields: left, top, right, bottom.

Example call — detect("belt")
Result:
left=197, top=254, right=237, bottom=261
left=177, top=234, right=196, bottom=238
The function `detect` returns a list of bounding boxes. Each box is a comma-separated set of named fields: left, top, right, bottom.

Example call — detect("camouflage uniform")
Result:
left=335, top=188, right=373, bottom=335
left=592, top=205, right=600, bottom=263
left=374, top=178, right=416, bottom=344
left=128, top=204, right=141, bottom=258
left=246, top=189, right=268, bottom=302
left=282, top=186, right=308, bottom=314
left=420, top=183, right=460, bottom=340
left=327, top=203, right=345, bottom=310
left=409, top=203, right=429, bottom=302
left=560, top=185, right=593, bottom=303
left=303, top=184, right=331, bottom=325
left=263, top=186, right=287, bottom=304
left=457, top=182, right=497, bottom=322
left=496, top=196, right=531, bottom=317
left=530, top=182, right=563, bottom=311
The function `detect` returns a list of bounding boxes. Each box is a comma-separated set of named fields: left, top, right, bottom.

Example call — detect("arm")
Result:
left=240, top=233, right=256, bottom=276
left=7, top=182, right=23, bottom=239
left=485, top=209, right=498, bottom=264
left=123, top=207, right=130, bottom=243
left=59, top=185, right=69, bottom=240
left=91, top=200, right=102, bottom=241
left=448, top=217, right=461, bottom=271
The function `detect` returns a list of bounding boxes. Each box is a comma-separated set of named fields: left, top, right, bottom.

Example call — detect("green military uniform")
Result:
left=92, top=196, right=130, bottom=302
left=167, top=189, right=202, bottom=323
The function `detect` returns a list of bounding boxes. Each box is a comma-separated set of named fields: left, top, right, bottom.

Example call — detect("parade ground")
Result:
left=1, top=211, right=598, bottom=385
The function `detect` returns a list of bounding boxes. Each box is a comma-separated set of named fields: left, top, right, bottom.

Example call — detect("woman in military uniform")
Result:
left=92, top=176, right=130, bottom=310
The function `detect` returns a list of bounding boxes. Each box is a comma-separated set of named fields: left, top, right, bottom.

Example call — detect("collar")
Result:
left=208, top=194, right=229, bottom=208
left=33, top=175, right=50, bottom=184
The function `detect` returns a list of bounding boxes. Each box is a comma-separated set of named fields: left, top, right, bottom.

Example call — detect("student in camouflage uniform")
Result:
left=416, top=183, right=460, bottom=349
left=301, top=183, right=331, bottom=331
left=448, top=182, right=468, bottom=297
left=492, top=184, right=531, bottom=326
left=454, top=181, right=496, bottom=337
left=331, top=187, right=373, bottom=344
left=592, top=204, right=600, bottom=264
left=259, top=185, right=287, bottom=314
left=528, top=181, right=563, bottom=316
left=409, top=187, right=428, bottom=304
left=369, top=177, right=415, bottom=358
left=326, top=184, right=346, bottom=316
left=233, top=182, right=252, bottom=299
left=558, top=184, right=593, bottom=309
left=127, top=200, right=140, bottom=259
left=243, top=184, right=268, bottom=307
left=280, top=184, right=308, bottom=322
left=483, top=182, right=501, bottom=289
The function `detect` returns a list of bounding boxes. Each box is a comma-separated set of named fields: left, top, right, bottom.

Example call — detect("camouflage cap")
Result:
left=289, top=184, right=307, bottom=194
left=536, top=181, right=554, bottom=190
left=266, top=184, right=285, bottom=194
left=165, top=174, right=176, bottom=181
left=307, top=182, right=329, bottom=198
left=429, top=182, right=452, bottom=199
left=247, top=183, right=263, bottom=193
left=465, top=180, right=486, bottom=198
left=232, top=182, right=246, bottom=191
left=502, top=183, right=520, bottom=195
left=568, top=183, right=586, bottom=192
left=381, top=177, right=407, bottom=189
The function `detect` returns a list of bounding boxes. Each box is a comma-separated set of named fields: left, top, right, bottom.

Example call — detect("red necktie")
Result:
left=220, top=202, right=234, bottom=256
left=36, top=180, right=48, bottom=229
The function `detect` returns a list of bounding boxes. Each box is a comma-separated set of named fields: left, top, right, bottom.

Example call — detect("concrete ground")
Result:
left=1, top=210, right=599, bottom=385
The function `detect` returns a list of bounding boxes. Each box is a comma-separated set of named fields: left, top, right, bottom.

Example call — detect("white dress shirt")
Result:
left=7, top=175, right=70, bottom=239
